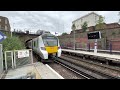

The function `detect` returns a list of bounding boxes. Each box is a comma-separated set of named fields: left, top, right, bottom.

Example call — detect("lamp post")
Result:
left=11, top=23, right=15, bottom=37
left=72, top=24, right=76, bottom=50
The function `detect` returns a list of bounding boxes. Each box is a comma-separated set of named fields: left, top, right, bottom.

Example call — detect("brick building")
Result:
left=59, top=22, right=120, bottom=51
left=0, top=16, right=11, bottom=31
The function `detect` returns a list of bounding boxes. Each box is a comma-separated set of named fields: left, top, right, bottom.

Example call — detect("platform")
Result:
left=62, top=49, right=120, bottom=63
left=3, top=62, right=64, bottom=79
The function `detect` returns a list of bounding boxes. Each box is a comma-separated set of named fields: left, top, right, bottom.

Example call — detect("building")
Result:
left=0, top=16, right=11, bottom=31
left=72, top=12, right=101, bottom=30
left=70, top=22, right=120, bottom=34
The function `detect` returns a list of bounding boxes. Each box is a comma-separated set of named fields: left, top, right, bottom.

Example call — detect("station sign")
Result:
left=18, top=50, right=29, bottom=58
left=87, top=31, right=101, bottom=39
left=0, top=31, right=7, bottom=42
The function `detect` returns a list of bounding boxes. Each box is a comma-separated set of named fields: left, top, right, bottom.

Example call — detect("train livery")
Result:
left=26, top=33, right=62, bottom=62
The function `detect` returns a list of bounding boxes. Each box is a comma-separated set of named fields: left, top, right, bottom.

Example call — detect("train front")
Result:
left=41, top=34, right=61, bottom=60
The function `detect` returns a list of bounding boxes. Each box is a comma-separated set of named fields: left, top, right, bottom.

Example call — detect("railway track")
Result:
left=62, top=54, right=120, bottom=73
left=54, top=60, right=94, bottom=79
left=53, top=56, right=120, bottom=79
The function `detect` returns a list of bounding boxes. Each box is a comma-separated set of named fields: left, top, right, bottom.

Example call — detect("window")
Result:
left=0, top=19, right=1, bottom=22
left=36, top=39, right=38, bottom=47
left=34, top=41, right=36, bottom=47
left=5, top=25, right=7, bottom=30
left=0, top=25, right=1, bottom=29
left=33, top=40, right=38, bottom=48
left=95, top=16, right=97, bottom=21
left=35, top=39, right=38, bottom=48
left=81, top=18, right=83, bottom=22
left=5, top=19, right=7, bottom=24
left=42, top=36, right=58, bottom=46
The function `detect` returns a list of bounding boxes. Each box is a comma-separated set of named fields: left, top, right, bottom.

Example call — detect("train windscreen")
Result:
left=42, top=36, right=58, bottom=46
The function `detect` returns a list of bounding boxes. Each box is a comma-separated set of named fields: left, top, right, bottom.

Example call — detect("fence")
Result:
left=110, top=40, right=120, bottom=51
left=5, top=51, right=14, bottom=70
left=5, top=49, right=33, bottom=70
left=0, top=44, right=3, bottom=76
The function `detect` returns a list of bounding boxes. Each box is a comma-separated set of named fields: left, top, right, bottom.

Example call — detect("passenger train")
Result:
left=26, top=32, right=61, bottom=62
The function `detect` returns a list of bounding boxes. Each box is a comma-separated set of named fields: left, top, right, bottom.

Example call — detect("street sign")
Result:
left=0, top=31, right=7, bottom=42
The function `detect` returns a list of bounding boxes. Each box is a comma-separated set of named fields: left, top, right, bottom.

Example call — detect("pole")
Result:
left=73, top=29, right=75, bottom=50
left=88, top=42, right=90, bottom=52
left=11, top=23, right=15, bottom=37
left=110, top=41, right=112, bottom=54
left=94, top=39, right=97, bottom=53
left=11, top=30, right=12, bottom=37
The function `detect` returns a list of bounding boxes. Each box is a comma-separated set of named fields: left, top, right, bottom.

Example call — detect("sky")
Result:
left=0, top=11, right=119, bottom=35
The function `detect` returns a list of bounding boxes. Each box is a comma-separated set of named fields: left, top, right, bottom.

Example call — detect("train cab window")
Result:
left=42, top=36, right=58, bottom=46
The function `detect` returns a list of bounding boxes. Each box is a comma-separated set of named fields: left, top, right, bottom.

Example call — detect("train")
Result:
left=25, top=32, right=62, bottom=62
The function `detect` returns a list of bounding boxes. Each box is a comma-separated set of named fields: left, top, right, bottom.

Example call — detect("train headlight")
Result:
left=41, top=47, right=46, bottom=50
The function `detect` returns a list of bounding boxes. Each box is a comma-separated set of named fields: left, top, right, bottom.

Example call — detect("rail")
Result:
left=53, top=56, right=120, bottom=79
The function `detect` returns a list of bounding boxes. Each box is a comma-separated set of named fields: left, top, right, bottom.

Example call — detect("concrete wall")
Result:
left=72, top=13, right=100, bottom=30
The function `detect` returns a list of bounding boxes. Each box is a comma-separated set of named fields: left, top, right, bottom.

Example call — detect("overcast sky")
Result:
left=0, top=11, right=119, bottom=35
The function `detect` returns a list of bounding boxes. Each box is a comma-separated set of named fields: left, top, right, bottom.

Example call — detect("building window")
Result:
left=5, top=25, right=7, bottom=30
left=5, top=19, right=7, bottom=24
left=95, top=16, right=97, bottom=20
left=0, top=19, right=1, bottom=22
left=81, top=18, right=83, bottom=22
left=0, top=25, right=1, bottom=29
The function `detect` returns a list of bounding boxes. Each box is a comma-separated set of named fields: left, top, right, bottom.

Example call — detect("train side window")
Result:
left=35, top=40, right=37, bottom=48
left=32, top=41, right=34, bottom=47
left=37, top=39, right=39, bottom=47
left=34, top=41, right=36, bottom=47
left=36, top=39, right=38, bottom=48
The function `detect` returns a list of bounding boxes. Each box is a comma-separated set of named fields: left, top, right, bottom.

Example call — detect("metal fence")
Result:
left=14, top=49, right=33, bottom=68
left=5, top=51, right=14, bottom=70
left=0, top=44, right=3, bottom=76
left=5, top=49, right=33, bottom=70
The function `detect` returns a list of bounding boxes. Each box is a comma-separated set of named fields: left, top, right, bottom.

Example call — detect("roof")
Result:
left=72, top=12, right=101, bottom=23
left=0, top=16, right=8, bottom=19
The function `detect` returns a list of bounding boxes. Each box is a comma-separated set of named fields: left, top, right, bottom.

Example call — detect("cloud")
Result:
left=0, top=11, right=119, bottom=35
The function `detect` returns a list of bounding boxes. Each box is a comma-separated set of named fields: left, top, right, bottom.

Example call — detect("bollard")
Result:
left=88, top=43, right=90, bottom=52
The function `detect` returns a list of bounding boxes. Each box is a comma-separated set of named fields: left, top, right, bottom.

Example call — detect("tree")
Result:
left=95, top=15, right=106, bottom=30
left=62, top=32, right=68, bottom=36
left=71, top=24, right=76, bottom=30
left=0, top=36, right=25, bottom=52
left=81, top=21, right=88, bottom=32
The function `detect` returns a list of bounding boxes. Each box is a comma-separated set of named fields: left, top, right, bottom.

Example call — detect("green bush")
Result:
left=0, top=36, right=25, bottom=52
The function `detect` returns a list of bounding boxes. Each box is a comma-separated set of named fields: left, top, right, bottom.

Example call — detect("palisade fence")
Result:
left=5, top=49, right=33, bottom=70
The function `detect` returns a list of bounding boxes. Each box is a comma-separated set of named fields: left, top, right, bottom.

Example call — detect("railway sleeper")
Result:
left=106, top=58, right=120, bottom=65
left=90, top=56, right=95, bottom=59
left=82, top=56, right=86, bottom=60
left=84, top=55, right=90, bottom=59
